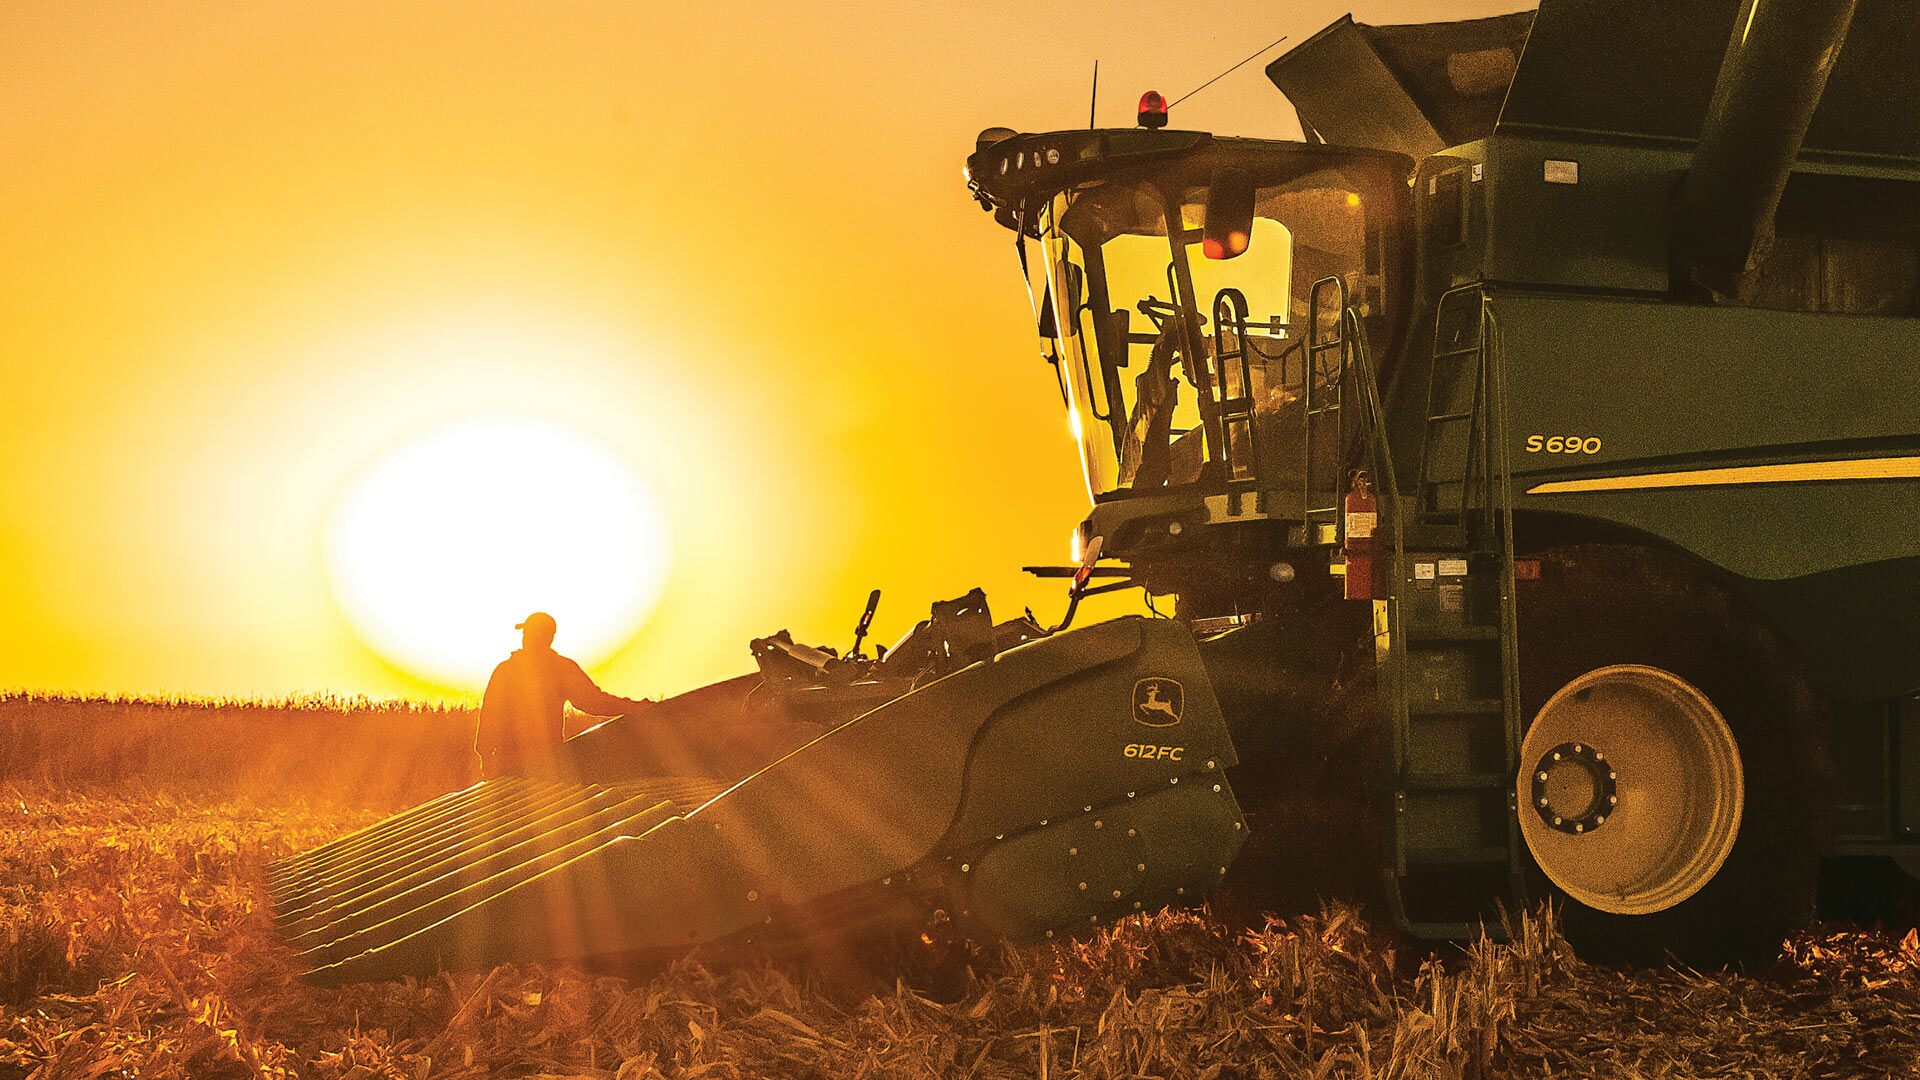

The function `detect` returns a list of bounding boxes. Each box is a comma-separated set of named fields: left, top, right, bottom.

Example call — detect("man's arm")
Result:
left=558, top=657, right=648, bottom=717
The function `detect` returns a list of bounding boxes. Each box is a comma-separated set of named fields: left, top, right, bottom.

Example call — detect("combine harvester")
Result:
left=274, top=0, right=1919, bottom=981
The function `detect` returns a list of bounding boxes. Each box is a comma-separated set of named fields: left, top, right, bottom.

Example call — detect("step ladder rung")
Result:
left=1402, top=770, right=1509, bottom=792
left=1400, top=919, right=1507, bottom=941
left=1406, top=698, right=1505, bottom=716
left=1403, top=845, right=1513, bottom=868
left=1406, top=626, right=1501, bottom=643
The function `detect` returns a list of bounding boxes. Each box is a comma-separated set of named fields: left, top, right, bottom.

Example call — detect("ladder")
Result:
left=1209, top=288, right=1265, bottom=516
left=1376, top=287, right=1527, bottom=939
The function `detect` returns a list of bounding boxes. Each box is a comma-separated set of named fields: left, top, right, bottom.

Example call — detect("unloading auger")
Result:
left=271, top=596, right=1247, bottom=984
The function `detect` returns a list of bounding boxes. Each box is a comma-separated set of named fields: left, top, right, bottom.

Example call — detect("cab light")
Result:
left=1201, top=230, right=1249, bottom=260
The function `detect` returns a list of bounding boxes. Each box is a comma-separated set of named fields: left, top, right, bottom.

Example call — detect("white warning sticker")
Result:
left=1414, top=562, right=1437, bottom=581
left=1345, top=511, right=1377, bottom=539
left=1437, top=558, right=1469, bottom=577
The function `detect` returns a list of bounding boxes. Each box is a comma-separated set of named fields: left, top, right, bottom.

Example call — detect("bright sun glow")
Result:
left=325, top=414, right=670, bottom=688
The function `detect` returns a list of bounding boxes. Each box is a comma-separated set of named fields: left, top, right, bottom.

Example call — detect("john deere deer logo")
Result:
left=1132, top=678, right=1184, bottom=727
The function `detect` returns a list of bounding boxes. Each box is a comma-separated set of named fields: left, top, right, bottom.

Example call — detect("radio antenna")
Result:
left=1168, top=32, right=1290, bottom=109
left=1089, top=60, right=1100, bottom=128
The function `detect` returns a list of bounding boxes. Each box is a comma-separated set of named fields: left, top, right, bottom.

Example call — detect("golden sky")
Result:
left=1, top=1, right=1525, bottom=701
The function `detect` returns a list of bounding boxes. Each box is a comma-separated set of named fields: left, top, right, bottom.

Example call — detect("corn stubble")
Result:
left=3, top=698, right=1920, bottom=1078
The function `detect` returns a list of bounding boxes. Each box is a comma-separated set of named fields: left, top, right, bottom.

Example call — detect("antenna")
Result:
left=1168, top=32, right=1290, bottom=110
left=1089, top=59, right=1100, bottom=129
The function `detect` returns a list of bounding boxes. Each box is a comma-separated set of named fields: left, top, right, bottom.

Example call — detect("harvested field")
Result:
left=2, top=699, right=1919, bottom=1078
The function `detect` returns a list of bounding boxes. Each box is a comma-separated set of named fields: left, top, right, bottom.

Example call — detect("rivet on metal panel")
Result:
left=961, top=863, right=971, bottom=873
left=1111, top=890, right=1122, bottom=899
left=747, top=890, right=758, bottom=901
left=1078, top=881, right=1088, bottom=890
left=1093, top=820, right=1103, bottom=829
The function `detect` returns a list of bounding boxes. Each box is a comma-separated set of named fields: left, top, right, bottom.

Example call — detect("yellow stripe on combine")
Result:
left=1526, top=456, right=1920, bottom=495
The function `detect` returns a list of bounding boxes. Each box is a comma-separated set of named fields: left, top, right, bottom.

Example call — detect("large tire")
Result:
left=1514, top=543, right=1831, bottom=966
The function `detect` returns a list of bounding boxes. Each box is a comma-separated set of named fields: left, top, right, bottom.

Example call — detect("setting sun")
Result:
left=323, top=413, right=670, bottom=688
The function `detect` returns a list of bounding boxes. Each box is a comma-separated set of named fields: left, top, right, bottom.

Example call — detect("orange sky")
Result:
left=0, top=1, right=1526, bottom=701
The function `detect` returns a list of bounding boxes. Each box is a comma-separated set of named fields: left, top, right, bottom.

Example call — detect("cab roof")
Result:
left=965, top=129, right=1410, bottom=235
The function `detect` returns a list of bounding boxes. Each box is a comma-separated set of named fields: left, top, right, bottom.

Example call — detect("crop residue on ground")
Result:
left=3, top=699, right=1920, bottom=1077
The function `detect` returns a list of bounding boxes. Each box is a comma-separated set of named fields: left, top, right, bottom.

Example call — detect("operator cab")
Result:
left=967, top=119, right=1411, bottom=589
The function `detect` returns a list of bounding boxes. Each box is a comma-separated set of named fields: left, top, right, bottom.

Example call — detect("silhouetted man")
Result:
left=474, top=611, right=648, bottom=779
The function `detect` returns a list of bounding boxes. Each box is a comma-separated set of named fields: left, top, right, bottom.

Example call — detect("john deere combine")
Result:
left=274, top=0, right=1919, bottom=980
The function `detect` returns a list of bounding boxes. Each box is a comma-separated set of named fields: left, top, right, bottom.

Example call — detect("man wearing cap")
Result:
left=474, top=611, right=650, bottom=779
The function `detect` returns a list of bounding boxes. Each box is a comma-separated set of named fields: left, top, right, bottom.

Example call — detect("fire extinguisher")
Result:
left=1343, top=470, right=1378, bottom=601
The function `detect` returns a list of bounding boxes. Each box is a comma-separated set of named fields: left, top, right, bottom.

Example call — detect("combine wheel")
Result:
left=1519, top=665, right=1742, bottom=916
left=1516, top=544, right=1828, bottom=966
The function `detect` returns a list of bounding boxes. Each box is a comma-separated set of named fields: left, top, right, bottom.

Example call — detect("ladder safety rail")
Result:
left=1418, top=286, right=1498, bottom=540
left=1486, top=306, right=1524, bottom=870
left=1304, top=276, right=1350, bottom=541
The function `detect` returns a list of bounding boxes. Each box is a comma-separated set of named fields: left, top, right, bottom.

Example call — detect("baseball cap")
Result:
left=515, top=612, right=557, bottom=634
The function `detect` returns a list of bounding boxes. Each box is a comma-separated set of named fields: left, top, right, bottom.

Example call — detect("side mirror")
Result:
left=1061, top=261, right=1086, bottom=310
left=1202, top=168, right=1256, bottom=260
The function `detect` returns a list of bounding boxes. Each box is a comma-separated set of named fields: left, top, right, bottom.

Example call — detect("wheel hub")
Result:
left=1530, top=742, right=1617, bottom=834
